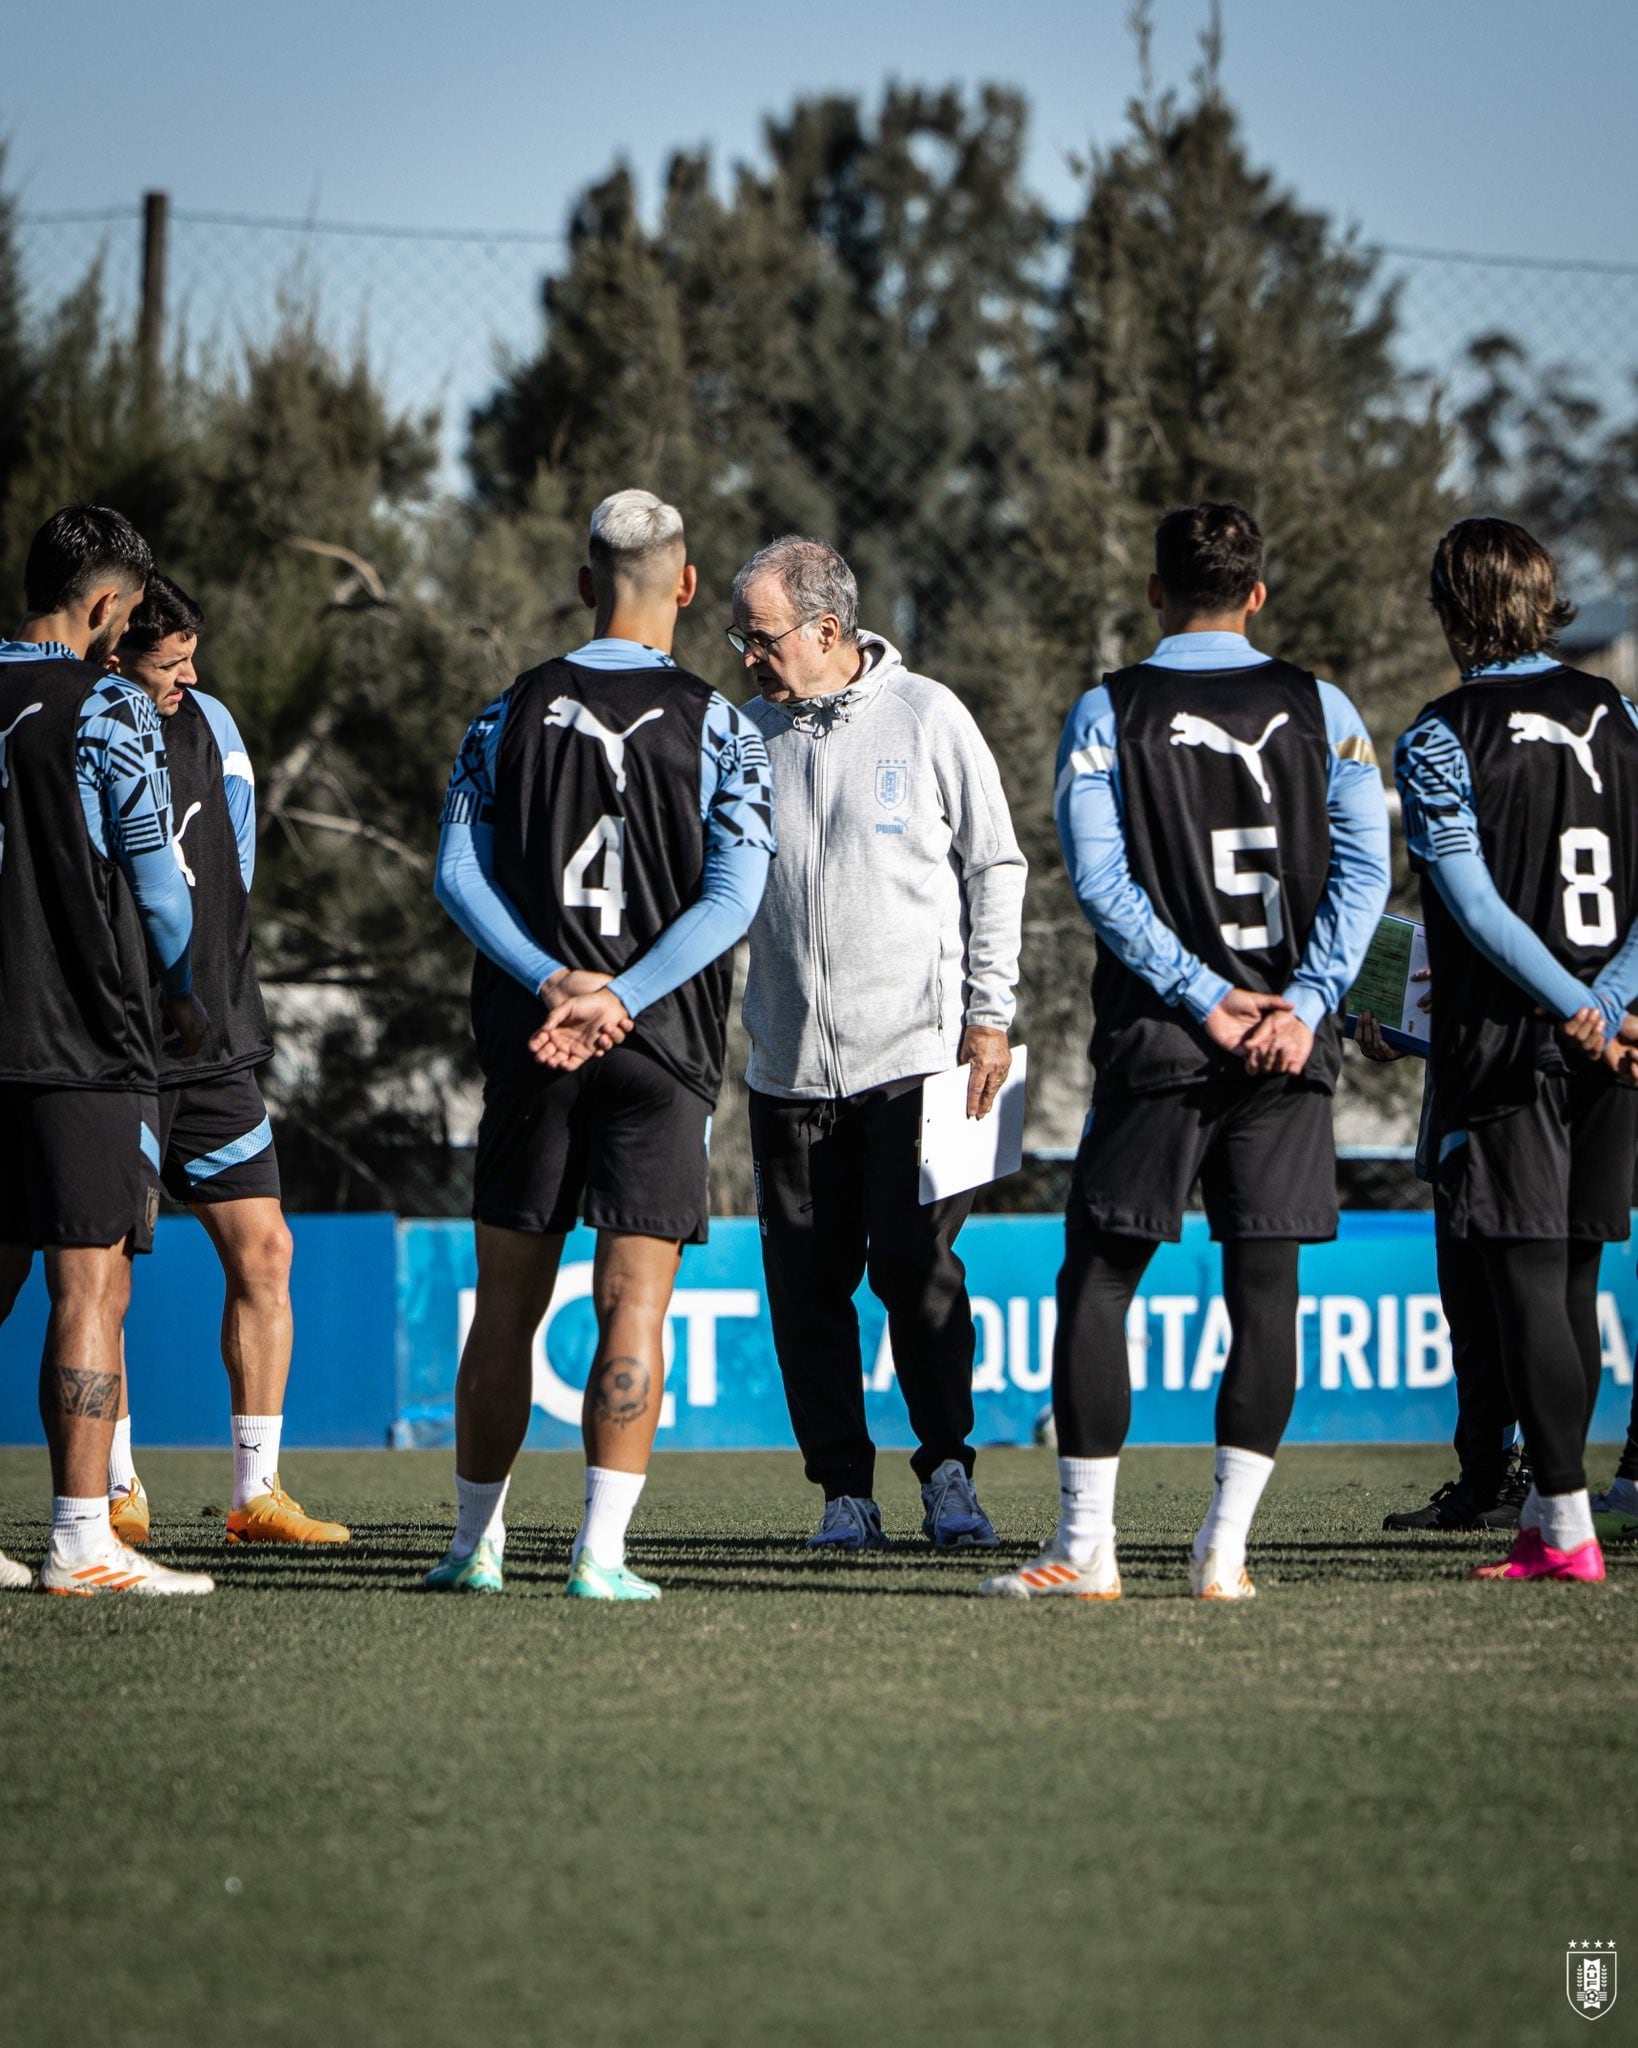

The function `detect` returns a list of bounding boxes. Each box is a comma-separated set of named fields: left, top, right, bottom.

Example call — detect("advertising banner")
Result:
left=395, top=1213, right=1638, bottom=1452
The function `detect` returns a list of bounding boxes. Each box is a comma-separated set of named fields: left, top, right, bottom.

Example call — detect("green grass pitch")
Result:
left=2, top=1443, right=1632, bottom=2048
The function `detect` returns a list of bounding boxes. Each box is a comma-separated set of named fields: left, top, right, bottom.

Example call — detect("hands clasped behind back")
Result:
left=529, top=968, right=634, bottom=1071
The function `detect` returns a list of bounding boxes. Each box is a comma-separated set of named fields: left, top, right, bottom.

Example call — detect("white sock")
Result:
left=1056, top=1455, right=1118, bottom=1563
left=1192, top=1445, right=1277, bottom=1571
left=1537, top=1488, right=1596, bottom=1552
left=231, top=1415, right=282, bottom=1510
left=1519, top=1484, right=1545, bottom=1532
left=451, top=1474, right=510, bottom=1560
left=575, top=1466, right=646, bottom=1569
left=53, top=1496, right=112, bottom=1562
left=108, top=1415, right=138, bottom=1495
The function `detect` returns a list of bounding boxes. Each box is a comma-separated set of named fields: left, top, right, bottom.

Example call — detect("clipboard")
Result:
left=1343, top=915, right=1430, bottom=1055
left=917, top=1045, right=1028, bottom=1205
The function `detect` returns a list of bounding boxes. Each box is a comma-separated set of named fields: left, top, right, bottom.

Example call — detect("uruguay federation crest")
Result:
left=875, top=758, right=908, bottom=810
left=1567, top=1942, right=1617, bottom=2020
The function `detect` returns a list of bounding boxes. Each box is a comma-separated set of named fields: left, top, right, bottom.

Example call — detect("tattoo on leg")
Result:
left=42, top=1365, right=122, bottom=1418
left=590, top=1355, right=650, bottom=1429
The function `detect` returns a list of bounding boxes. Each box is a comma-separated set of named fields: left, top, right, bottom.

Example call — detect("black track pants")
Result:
left=1476, top=1238, right=1602, bottom=1497
left=749, top=1082, right=977, bottom=1499
left=1436, top=1232, right=1518, bottom=1491
left=1052, top=1216, right=1301, bottom=1460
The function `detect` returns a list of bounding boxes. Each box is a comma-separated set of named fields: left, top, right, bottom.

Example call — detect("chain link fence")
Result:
left=17, top=202, right=1638, bottom=492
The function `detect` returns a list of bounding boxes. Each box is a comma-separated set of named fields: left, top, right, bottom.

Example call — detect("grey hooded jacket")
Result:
left=740, top=633, right=1026, bottom=1100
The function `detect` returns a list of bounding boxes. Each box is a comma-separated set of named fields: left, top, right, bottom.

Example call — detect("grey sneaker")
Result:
left=806, top=1496, right=890, bottom=1550
left=920, top=1460, right=1000, bottom=1550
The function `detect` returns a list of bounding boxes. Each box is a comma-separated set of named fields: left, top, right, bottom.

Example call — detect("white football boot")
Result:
left=977, top=1537, right=1121, bottom=1600
left=0, top=1547, right=33, bottom=1591
left=1188, top=1548, right=1256, bottom=1601
left=39, top=1535, right=214, bottom=1597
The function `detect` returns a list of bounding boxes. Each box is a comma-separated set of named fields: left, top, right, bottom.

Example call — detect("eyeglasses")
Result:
left=724, top=616, right=817, bottom=658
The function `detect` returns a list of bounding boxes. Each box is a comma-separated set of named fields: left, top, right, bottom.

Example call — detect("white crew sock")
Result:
left=451, top=1474, right=510, bottom=1560
left=1537, top=1488, right=1596, bottom=1553
left=1056, top=1455, right=1119, bottom=1563
left=108, top=1415, right=138, bottom=1495
left=52, top=1496, right=112, bottom=1563
left=1519, top=1484, right=1545, bottom=1532
left=1192, top=1445, right=1277, bottom=1572
left=574, top=1466, right=646, bottom=1569
left=231, top=1415, right=282, bottom=1510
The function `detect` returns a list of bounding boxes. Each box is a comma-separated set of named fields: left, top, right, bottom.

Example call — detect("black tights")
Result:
left=1052, top=1219, right=1301, bottom=1459
left=1474, top=1237, right=1603, bottom=1496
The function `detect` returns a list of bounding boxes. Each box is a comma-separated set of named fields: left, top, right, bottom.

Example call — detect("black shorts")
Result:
left=158, top=1068, right=281, bottom=1205
left=473, top=1045, right=711, bottom=1244
left=0, top=1085, right=161, bottom=1253
left=1069, top=1074, right=1337, bottom=1243
left=1435, top=1068, right=1637, bottom=1242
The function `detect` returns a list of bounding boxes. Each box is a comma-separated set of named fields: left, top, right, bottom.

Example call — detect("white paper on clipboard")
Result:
left=1402, top=922, right=1430, bottom=1045
left=917, top=1045, right=1028, bottom=1205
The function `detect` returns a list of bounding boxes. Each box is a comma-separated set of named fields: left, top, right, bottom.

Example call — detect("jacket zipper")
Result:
left=808, top=730, right=845, bottom=1095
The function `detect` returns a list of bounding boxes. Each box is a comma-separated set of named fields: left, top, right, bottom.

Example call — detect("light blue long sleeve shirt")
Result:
left=1394, top=656, right=1638, bottom=1032
left=1054, top=633, right=1391, bottom=1031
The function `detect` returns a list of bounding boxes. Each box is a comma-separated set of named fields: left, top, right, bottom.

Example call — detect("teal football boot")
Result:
left=424, top=1537, right=504, bottom=1593
left=566, top=1553, right=661, bottom=1601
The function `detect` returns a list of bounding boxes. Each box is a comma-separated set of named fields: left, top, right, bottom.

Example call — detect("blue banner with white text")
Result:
left=394, top=1213, right=1638, bottom=1452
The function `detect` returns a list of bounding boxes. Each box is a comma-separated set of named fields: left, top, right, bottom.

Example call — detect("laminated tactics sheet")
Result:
left=1344, top=914, right=1430, bottom=1055
left=917, top=1045, right=1028, bottom=1204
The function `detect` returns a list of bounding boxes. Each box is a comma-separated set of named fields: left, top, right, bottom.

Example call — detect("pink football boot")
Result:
left=1469, top=1526, right=1605, bottom=1582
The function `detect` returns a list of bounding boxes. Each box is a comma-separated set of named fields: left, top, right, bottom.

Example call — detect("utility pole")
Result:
left=137, top=190, right=168, bottom=417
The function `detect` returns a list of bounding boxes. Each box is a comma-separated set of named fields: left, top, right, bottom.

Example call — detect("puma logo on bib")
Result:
left=172, top=801, right=203, bottom=888
left=0, top=702, right=43, bottom=791
left=1168, top=710, right=1290, bottom=804
left=543, top=697, right=664, bottom=794
left=1508, top=704, right=1608, bottom=793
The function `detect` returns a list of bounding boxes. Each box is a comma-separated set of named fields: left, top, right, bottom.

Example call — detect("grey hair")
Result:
left=588, top=488, right=685, bottom=564
left=732, top=535, right=858, bottom=643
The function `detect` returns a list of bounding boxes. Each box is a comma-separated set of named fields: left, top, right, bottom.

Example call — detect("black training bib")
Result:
left=1090, top=658, right=1337, bottom=1098
left=1411, top=665, right=1638, bottom=1122
left=156, top=693, right=272, bottom=1085
left=0, top=659, right=158, bottom=1089
left=473, top=657, right=732, bottom=1102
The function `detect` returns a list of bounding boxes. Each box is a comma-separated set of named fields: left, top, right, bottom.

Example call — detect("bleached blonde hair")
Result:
left=588, top=489, right=685, bottom=569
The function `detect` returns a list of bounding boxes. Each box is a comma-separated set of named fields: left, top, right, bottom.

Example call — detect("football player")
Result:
left=428, top=491, right=774, bottom=1598
left=106, top=575, right=348, bottom=1550
left=982, top=501, right=1389, bottom=1601
left=0, top=507, right=213, bottom=1595
left=1396, top=517, right=1638, bottom=1582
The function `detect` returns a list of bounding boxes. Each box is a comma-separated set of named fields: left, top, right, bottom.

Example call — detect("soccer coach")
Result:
left=731, top=536, right=1026, bottom=1552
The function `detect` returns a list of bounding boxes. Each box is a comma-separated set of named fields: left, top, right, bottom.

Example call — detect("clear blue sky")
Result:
left=7, top=0, right=1637, bottom=260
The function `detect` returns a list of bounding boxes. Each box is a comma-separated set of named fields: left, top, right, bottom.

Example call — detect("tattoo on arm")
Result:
left=42, top=1365, right=122, bottom=1418
left=589, top=1355, right=651, bottom=1429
